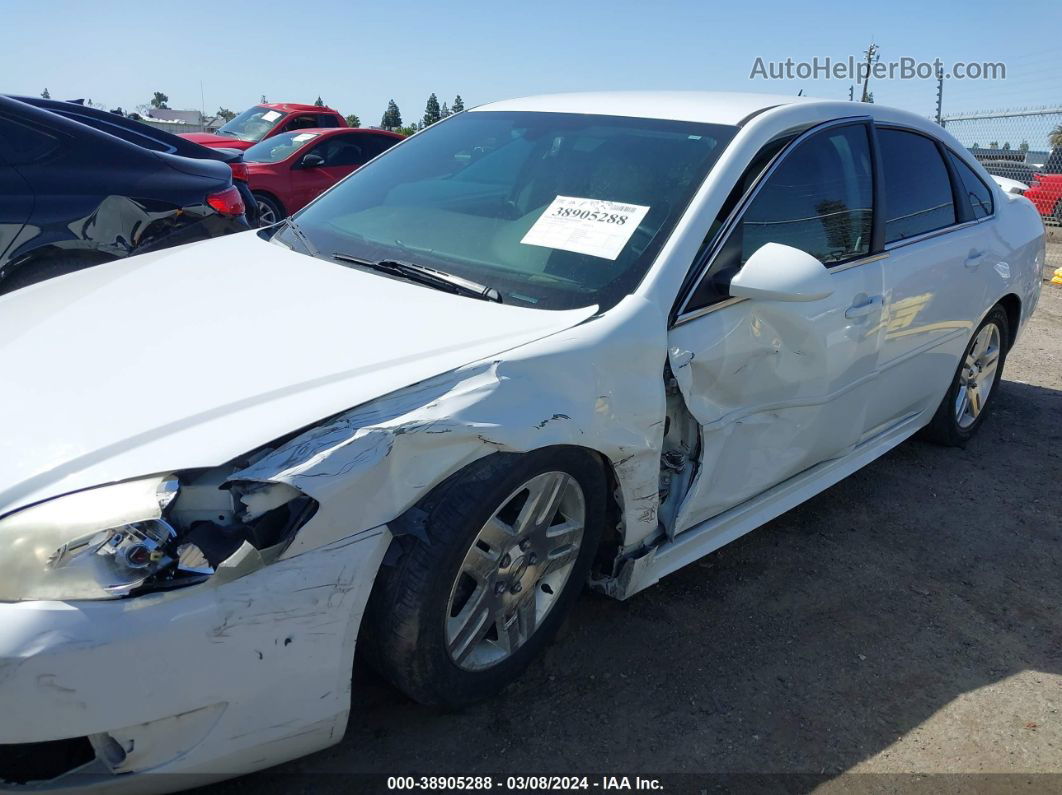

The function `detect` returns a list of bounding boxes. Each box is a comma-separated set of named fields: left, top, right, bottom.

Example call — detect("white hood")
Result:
left=0, top=232, right=595, bottom=515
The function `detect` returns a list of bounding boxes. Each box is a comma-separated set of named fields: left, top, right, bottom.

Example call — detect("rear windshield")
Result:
left=282, top=111, right=736, bottom=310
left=244, top=131, right=320, bottom=163
left=217, top=106, right=286, bottom=143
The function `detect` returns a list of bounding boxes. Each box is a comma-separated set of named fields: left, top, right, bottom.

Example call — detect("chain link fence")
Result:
left=941, top=107, right=1062, bottom=276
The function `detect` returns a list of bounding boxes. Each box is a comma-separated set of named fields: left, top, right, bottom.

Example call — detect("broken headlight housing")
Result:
left=0, top=473, right=317, bottom=602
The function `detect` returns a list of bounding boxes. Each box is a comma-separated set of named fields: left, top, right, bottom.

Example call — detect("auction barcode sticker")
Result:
left=521, top=196, right=650, bottom=261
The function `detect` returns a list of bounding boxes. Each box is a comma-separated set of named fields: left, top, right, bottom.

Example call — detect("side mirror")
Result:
left=728, top=242, right=834, bottom=302
left=300, top=153, right=325, bottom=169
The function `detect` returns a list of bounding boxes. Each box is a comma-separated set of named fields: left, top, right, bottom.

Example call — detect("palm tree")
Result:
left=1050, top=124, right=1062, bottom=150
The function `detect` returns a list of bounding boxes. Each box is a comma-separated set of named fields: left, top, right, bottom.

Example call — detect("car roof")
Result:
left=9, top=95, right=231, bottom=162
left=473, top=91, right=814, bottom=126
left=260, top=102, right=340, bottom=113
left=266, top=127, right=402, bottom=137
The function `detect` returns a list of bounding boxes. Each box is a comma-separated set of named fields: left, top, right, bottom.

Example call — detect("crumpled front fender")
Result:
left=232, top=295, right=671, bottom=559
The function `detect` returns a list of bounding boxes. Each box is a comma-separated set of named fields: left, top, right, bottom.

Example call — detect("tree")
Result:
left=864, top=91, right=874, bottom=104
left=989, top=141, right=999, bottom=149
left=1019, top=140, right=1030, bottom=153
left=1050, top=124, right=1062, bottom=149
left=380, top=99, right=402, bottom=131
left=260, top=94, right=268, bottom=104
left=150, top=91, right=169, bottom=109
left=344, top=113, right=361, bottom=128
left=314, top=96, right=325, bottom=107
left=441, top=102, right=450, bottom=118
left=1001, top=141, right=1011, bottom=151
left=216, top=107, right=236, bottom=122
left=972, top=142, right=980, bottom=149
left=859, top=42, right=879, bottom=103
left=397, top=125, right=417, bottom=137
left=452, top=94, right=464, bottom=113
left=423, top=93, right=441, bottom=127
left=41, top=88, right=50, bottom=99
left=110, top=106, right=125, bottom=116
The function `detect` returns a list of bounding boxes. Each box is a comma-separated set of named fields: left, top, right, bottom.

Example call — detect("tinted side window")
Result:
left=360, top=134, right=400, bottom=160
left=284, top=114, right=318, bottom=132
left=312, top=136, right=364, bottom=166
left=720, top=124, right=873, bottom=269
left=948, top=151, right=994, bottom=219
left=878, top=129, right=955, bottom=242
left=0, top=115, right=60, bottom=164
left=316, top=114, right=340, bottom=128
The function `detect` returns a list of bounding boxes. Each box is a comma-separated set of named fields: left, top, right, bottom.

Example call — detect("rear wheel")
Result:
left=921, top=306, right=1009, bottom=446
left=362, top=448, right=606, bottom=707
left=253, top=193, right=284, bottom=227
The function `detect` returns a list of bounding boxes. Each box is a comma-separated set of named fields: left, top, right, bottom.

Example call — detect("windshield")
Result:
left=279, top=111, right=736, bottom=310
left=244, top=131, right=320, bottom=163
left=217, top=105, right=285, bottom=142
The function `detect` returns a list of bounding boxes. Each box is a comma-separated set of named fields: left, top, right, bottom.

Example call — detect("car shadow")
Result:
left=201, top=378, right=1062, bottom=791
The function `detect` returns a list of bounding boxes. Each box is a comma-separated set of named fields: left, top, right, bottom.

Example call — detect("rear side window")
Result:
left=716, top=124, right=874, bottom=270
left=359, top=134, right=401, bottom=160
left=316, top=114, right=340, bottom=128
left=878, top=129, right=955, bottom=243
left=311, top=135, right=365, bottom=166
left=0, top=115, right=60, bottom=164
left=948, top=151, right=994, bottom=219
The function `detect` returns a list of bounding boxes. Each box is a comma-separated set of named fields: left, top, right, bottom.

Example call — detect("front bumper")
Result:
left=0, top=527, right=391, bottom=793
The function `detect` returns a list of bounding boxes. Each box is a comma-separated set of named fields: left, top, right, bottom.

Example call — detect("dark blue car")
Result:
left=0, top=96, right=251, bottom=294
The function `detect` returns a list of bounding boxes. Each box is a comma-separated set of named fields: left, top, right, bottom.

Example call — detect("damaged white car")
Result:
left=0, top=91, right=1044, bottom=790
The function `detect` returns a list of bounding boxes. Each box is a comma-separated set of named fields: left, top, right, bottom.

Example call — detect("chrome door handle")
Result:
left=965, top=250, right=985, bottom=269
left=845, top=295, right=883, bottom=319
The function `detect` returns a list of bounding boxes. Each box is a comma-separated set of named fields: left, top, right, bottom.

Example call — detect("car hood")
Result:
left=179, top=132, right=253, bottom=150
left=0, top=232, right=596, bottom=515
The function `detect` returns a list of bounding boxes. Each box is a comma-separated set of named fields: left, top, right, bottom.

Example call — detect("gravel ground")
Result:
left=205, top=282, right=1062, bottom=793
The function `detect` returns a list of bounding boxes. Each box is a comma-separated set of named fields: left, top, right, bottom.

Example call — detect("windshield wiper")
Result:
left=331, top=253, right=502, bottom=303
left=279, top=217, right=319, bottom=257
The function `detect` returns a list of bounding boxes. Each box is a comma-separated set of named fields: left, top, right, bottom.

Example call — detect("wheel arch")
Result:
left=383, top=443, right=625, bottom=572
left=0, top=245, right=115, bottom=294
left=996, top=293, right=1021, bottom=351
left=252, top=189, right=286, bottom=217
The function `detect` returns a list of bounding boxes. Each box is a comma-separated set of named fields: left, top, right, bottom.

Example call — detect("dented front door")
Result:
left=665, top=121, right=885, bottom=533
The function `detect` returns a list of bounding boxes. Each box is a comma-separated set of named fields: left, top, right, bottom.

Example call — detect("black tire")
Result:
left=253, top=192, right=285, bottom=227
left=362, top=447, right=606, bottom=708
left=921, top=305, right=1009, bottom=446
left=0, top=250, right=113, bottom=295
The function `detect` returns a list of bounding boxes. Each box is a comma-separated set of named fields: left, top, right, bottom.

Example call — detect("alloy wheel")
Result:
left=445, top=471, right=586, bottom=671
left=256, top=200, right=278, bottom=227
left=955, top=322, right=1001, bottom=429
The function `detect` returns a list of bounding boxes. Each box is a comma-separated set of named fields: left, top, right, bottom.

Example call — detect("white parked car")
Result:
left=0, top=92, right=1044, bottom=790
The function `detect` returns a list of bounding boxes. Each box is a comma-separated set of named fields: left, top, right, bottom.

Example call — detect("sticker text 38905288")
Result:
left=521, top=196, right=651, bottom=261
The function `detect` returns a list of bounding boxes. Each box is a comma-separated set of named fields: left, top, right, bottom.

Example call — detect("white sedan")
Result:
left=0, top=92, right=1044, bottom=790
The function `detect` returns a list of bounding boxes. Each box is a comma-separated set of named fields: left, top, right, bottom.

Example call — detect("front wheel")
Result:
left=921, top=306, right=1009, bottom=446
left=362, top=448, right=606, bottom=707
left=252, top=192, right=284, bottom=227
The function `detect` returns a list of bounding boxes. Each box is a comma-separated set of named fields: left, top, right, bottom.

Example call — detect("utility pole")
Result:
left=860, top=42, right=879, bottom=103
left=934, top=66, right=944, bottom=125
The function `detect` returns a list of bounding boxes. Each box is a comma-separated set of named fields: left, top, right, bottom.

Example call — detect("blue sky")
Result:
left=2, top=0, right=1058, bottom=126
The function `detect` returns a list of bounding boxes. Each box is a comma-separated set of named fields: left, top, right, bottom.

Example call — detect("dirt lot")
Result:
left=207, top=283, right=1062, bottom=793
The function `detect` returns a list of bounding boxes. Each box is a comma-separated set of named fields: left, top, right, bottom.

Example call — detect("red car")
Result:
left=237, top=127, right=404, bottom=224
left=179, top=102, right=347, bottom=151
left=1024, top=174, right=1062, bottom=223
